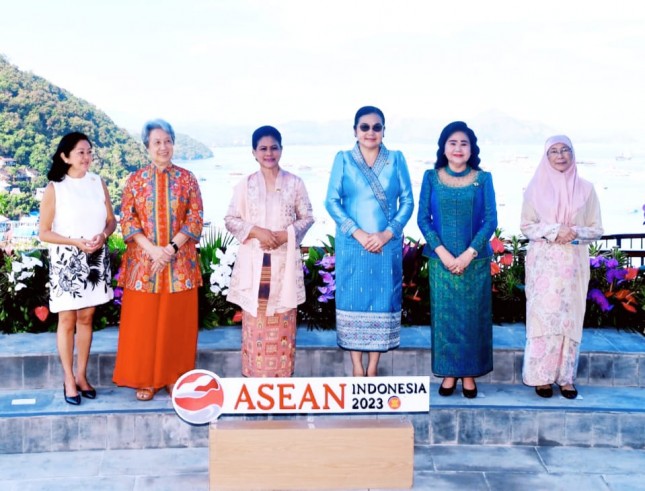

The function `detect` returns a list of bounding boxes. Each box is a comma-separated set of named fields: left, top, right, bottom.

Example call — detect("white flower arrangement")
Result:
left=209, top=244, right=238, bottom=295
left=6, top=253, right=43, bottom=293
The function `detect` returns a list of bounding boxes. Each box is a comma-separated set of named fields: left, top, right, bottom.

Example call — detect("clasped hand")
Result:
left=554, top=225, right=577, bottom=244
left=356, top=230, right=392, bottom=253
left=76, top=233, right=106, bottom=254
left=149, top=245, right=174, bottom=275
left=255, top=228, right=286, bottom=251
left=440, top=249, right=474, bottom=276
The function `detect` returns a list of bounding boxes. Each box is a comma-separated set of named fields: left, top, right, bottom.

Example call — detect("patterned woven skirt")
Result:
left=429, top=257, right=493, bottom=377
left=335, top=234, right=402, bottom=352
left=241, top=254, right=297, bottom=377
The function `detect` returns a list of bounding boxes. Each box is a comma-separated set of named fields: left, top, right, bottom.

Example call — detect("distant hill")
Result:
left=0, top=55, right=150, bottom=216
left=173, top=133, right=213, bottom=160
left=181, top=112, right=559, bottom=148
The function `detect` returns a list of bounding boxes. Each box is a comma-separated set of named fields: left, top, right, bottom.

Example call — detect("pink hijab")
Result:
left=524, top=135, right=593, bottom=225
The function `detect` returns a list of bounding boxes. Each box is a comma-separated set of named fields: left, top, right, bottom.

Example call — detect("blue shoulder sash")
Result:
left=349, top=143, right=391, bottom=221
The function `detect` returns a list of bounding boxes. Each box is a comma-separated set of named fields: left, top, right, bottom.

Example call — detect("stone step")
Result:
left=1, top=383, right=643, bottom=454
left=2, top=325, right=644, bottom=390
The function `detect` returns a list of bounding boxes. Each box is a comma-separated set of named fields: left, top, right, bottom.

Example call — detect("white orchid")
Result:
left=215, top=244, right=238, bottom=267
left=210, top=261, right=233, bottom=295
left=5, top=253, right=44, bottom=295
left=209, top=244, right=237, bottom=296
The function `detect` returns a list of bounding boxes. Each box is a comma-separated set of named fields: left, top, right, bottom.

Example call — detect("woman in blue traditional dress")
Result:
left=325, top=106, right=414, bottom=377
left=417, top=121, right=497, bottom=398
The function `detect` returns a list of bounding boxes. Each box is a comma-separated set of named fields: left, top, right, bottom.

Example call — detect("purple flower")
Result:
left=590, top=256, right=606, bottom=268
left=319, top=270, right=335, bottom=285
left=587, top=288, right=614, bottom=312
left=605, top=258, right=619, bottom=269
left=302, top=264, right=310, bottom=275
left=606, top=268, right=627, bottom=284
left=317, top=286, right=335, bottom=303
left=316, top=255, right=336, bottom=270
left=112, top=287, right=123, bottom=306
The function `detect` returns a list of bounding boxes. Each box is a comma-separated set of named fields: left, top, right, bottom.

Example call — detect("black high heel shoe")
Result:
left=63, top=383, right=81, bottom=406
left=438, top=378, right=457, bottom=396
left=462, top=380, right=478, bottom=399
left=77, top=384, right=97, bottom=399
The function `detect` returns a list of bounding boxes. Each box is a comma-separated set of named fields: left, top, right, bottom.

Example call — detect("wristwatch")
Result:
left=469, top=247, right=478, bottom=257
left=169, top=240, right=179, bottom=253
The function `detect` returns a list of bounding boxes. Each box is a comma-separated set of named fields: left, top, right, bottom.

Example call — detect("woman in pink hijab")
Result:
left=521, top=135, right=603, bottom=399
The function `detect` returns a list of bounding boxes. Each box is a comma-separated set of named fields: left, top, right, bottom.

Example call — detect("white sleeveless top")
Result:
left=52, top=172, right=107, bottom=238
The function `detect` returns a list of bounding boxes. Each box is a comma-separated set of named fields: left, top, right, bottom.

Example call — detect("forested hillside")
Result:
left=174, top=133, right=213, bottom=160
left=0, top=55, right=148, bottom=215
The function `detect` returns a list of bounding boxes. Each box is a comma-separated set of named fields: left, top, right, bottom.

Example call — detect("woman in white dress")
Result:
left=39, top=132, right=116, bottom=405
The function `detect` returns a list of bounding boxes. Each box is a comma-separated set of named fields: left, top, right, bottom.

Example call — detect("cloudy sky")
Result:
left=2, top=0, right=644, bottom=142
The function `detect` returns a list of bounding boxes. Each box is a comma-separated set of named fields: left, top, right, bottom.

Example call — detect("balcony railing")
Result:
left=596, top=233, right=645, bottom=266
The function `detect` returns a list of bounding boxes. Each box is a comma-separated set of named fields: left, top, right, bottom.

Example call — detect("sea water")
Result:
left=180, top=142, right=645, bottom=245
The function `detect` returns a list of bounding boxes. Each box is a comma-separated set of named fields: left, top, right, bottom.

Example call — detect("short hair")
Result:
left=353, top=106, right=385, bottom=129
left=141, top=119, right=175, bottom=148
left=434, top=121, right=481, bottom=170
left=47, top=132, right=92, bottom=182
left=251, top=126, right=282, bottom=149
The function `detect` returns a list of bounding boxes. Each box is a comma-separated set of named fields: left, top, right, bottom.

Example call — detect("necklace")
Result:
left=445, top=166, right=471, bottom=177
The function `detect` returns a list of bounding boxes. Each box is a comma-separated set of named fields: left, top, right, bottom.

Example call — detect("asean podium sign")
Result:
left=171, top=369, right=430, bottom=424
left=172, top=370, right=429, bottom=490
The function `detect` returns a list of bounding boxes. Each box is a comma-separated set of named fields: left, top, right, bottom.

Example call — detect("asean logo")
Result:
left=172, top=369, right=225, bottom=425
left=388, top=396, right=401, bottom=410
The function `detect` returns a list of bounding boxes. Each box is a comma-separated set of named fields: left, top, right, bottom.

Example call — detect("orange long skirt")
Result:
left=113, top=288, right=198, bottom=389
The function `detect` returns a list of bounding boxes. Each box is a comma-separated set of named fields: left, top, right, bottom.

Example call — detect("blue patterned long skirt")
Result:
left=429, top=257, right=493, bottom=377
left=335, top=233, right=402, bottom=352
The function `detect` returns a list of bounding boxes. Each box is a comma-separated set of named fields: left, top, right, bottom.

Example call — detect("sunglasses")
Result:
left=358, top=123, right=384, bottom=132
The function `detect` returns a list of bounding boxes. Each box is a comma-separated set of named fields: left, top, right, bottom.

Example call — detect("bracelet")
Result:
left=169, top=240, right=179, bottom=253
left=102, top=232, right=108, bottom=241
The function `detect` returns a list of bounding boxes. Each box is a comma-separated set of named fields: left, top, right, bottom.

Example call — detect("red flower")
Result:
left=614, top=289, right=631, bottom=300
left=621, top=301, right=637, bottom=313
left=34, top=306, right=49, bottom=322
left=490, top=237, right=505, bottom=254
left=232, top=310, right=243, bottom=323
left=500, top=253, right=514, bottom=266
left=625, top=268, right=639, bottom=281
left=491, top=262, right=501, bottom=276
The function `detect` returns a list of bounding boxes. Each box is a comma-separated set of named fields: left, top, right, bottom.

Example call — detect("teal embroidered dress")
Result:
left=325, top=144, right=414, bottom=351
left=417, top=168, right=497, bottom=377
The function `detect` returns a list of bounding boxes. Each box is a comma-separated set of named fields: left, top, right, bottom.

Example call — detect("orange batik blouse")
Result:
left=118, top=163, right=204, bottom=293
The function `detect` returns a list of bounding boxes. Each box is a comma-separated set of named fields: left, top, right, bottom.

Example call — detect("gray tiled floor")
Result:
left=1, top=445, right=644, bottom=491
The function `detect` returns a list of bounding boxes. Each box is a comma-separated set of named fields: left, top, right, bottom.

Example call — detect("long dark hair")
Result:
left=47, top=132, right=92, bottom=182
left=434, top=121, right=481, bottom=170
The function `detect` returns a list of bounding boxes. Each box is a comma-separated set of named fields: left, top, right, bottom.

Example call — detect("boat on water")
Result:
left=616, top=151, right=632, bottom=161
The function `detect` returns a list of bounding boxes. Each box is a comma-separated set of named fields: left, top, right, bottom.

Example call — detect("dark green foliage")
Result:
left=0, top=55, right=149, bottom=215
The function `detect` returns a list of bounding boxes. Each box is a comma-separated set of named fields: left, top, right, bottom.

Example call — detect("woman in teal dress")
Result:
left=325, top=106, right=414, bottom=377
left=417, top=121, right=497, bottom=398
